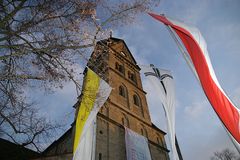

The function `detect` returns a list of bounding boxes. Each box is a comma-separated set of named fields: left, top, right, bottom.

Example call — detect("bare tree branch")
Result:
left=211, top=148, right=240, bottom=160
left=0, top=0, right=160, bottom=152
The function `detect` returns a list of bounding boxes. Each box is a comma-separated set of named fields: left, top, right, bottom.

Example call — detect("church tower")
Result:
left=87, top=37, right=169, bottom=160
left=40, top=37, right=170, bottom=160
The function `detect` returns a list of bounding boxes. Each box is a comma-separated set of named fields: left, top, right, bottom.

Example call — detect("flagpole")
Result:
left=175, top=136, right=183, bottom=160
left=166, top=24, right=240, bottom=154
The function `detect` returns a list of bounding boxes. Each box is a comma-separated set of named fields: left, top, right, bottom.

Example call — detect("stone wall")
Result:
left=95, top=113, right=169, bottom=160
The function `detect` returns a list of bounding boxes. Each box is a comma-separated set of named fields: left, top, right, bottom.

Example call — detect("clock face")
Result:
left=120, top=51, right=126, bottom=57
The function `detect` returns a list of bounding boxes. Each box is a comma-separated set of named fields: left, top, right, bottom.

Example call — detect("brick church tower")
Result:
left=87, top=37, right=169, bottom=160
left=41, top=37, right=170, bottom=160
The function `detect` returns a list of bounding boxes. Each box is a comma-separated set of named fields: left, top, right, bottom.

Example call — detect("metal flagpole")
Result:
left=175, top=136, right=183, bottom=160
left=165, top=24, right=240, bottom=154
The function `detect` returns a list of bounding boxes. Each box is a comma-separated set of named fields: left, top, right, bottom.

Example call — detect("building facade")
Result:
left=40, top=37, right=170, bottom=160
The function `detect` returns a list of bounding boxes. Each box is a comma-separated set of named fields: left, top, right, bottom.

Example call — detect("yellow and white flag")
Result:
left=73, top=68, right=112, bottom=160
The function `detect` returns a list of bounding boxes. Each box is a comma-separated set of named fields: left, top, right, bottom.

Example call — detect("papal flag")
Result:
left=125, top=127, right=152, bottom=160
left=148, top=13, right=240, bottom=151
left=142, top=65, right=179, bottom=160
left=73, top=68, right=112, bottom=160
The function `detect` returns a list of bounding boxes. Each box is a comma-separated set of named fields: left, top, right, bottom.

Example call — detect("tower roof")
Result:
left=97, top=37, right=140, bottom=69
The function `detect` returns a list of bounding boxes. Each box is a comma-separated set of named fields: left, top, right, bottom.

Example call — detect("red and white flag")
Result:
left=148, top=13, right=240, bottom=147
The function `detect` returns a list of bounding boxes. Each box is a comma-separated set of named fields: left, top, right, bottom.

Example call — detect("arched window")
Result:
left=115, top=62, right=124, bottom=74
left=128, top=71, right=136, bottom=83
left=121, top=113, right=129, bottom=127
left=121, top=117, right=125, bottom=126
left=128, top=71, right=131, bottom=79
left=157, top=137, right=161, bottom=145
left=139, top=124, right=148, bottom=138
left=119, top=65, right=124, bottom=74
left=133, top=94, right=141, bottom=106
left=144, top=128, right=148, bottom=138
left=119, top=85, right=126, bottom=97
left=115, top=62, right=119, bottom=69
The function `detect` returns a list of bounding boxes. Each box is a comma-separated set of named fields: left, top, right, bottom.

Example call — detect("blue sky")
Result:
left=38, top=0, right=240, bottom=159
left=116, top=0, right=240, bottom=159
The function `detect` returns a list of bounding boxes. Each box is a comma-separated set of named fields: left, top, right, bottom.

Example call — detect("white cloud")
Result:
left=184, top=100, right=208, bottom=119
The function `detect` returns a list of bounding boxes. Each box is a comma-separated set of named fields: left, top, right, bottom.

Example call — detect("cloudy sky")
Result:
left=38, top=0, right=240, bottom=159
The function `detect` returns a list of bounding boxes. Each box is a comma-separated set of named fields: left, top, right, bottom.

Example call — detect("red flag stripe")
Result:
left=149, top=13, right=240, bottom=143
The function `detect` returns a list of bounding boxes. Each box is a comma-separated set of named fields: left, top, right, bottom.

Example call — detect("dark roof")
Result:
left=42, top=127, right=73, bottom=155
left=0, top=138, right=40, bottom=160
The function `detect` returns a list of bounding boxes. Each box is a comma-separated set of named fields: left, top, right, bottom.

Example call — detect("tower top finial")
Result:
left=110, top=30, right=113, bottom=38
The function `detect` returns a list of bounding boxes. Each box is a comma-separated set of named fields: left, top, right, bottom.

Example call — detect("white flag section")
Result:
left=73, top=118, right=96, bottom=160
left=142, top=65, right=179, bottom=160
left=73, top=68, right=112, bottom=160
left=125, top=127, right=152, bottom=160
